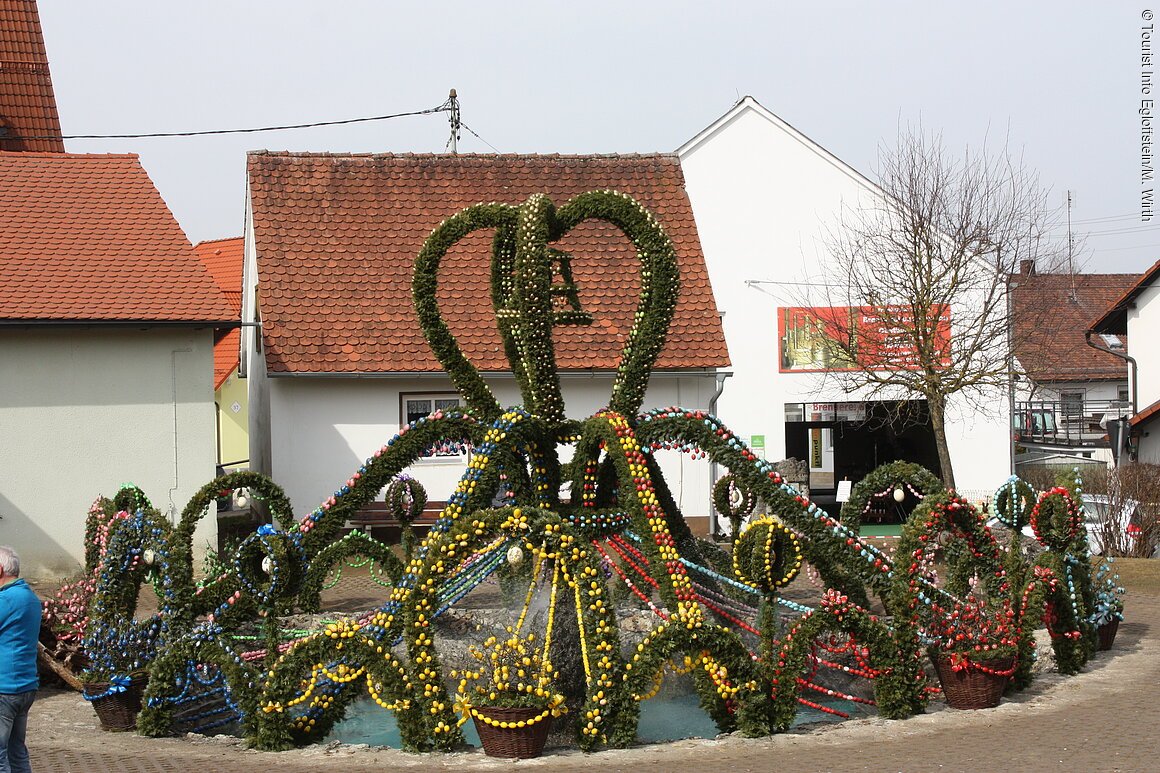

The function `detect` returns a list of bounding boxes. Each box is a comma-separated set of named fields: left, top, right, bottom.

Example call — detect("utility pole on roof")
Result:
left=1066, top=190, right=1077, bottom=300
left=447, top=89, right=461, bottom=154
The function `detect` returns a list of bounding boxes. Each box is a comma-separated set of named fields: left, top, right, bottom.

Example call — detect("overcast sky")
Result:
left=35, top=1, right=1157, bottom=274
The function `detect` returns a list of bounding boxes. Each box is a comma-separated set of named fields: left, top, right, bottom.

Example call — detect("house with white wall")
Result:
left=0, top=1, right=231, bottom=577
left=677, top=97, right=1012, bottom=509
left=1009, top=260, right=1136, bottom=466
left=0, top=153, right=233, bottom=577
left=1090, top=258, right=1160, bottom=464
left=241, top=152, right=729, bottom=533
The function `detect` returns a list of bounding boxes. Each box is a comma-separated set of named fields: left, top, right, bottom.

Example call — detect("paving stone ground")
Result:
left=25, top=560, right=1160, bottom=773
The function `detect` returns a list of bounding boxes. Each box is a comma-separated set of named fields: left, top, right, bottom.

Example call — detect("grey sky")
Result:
left=36, top=1, right=1156, bottom=274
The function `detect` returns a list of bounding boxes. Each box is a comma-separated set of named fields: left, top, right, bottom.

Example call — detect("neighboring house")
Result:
left=0, top=0, right=233, bottom=577
left=0, top=0, right=63, bottom=153
left=1089, top=258, right=1160, bottom=465
left=676, top=97, right=1011, bottom=509
left=1009, top=260, right=1136, bottom=467
left=242, top=153, right=730, bottom=533
left=194, top=237, right=249, bottom=469
left=0, top=153, right=235, bottom=576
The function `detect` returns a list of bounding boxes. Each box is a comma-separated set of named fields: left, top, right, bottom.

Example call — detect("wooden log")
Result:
left=37, top=641, right=83, bottom=691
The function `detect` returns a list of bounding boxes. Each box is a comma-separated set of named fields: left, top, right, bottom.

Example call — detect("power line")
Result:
left=23, top=99, right=454, bottom=141
left=460, top=120, right=500, bottom=153
left=1072, top=213, right=1140, bottom=225
left=1082, top=224, right=1160, bottom=238
left=1097, top=241, right=1160, bottom=252
left=1047, top=223, right=1160, bottom=238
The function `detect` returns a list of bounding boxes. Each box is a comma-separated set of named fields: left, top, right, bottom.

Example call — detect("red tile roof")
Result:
left=1130, top=396, right=1160, bottom=428
left=1011, top=270, right=1138, bottom=382
left=1088, top=257, right=1160, bottom=335
left=195, top=237, right=244, bottom=388
left=0, top=152, right=235, bottom=323
left=0, top=0, right=64, bottom=152
left=194, top=236, right=244, bottom=314
left=210, top=329, right=240, bottom=389
left=247, top=152, right=729, bottom=375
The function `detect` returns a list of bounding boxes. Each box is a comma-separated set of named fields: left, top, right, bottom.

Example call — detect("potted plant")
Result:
left=1090, top=559, right=1125, bottom=650
left=81, top=610, right=160, bottom=730
left=81, top=507, right=169, bottom=731
left=925, top=593, right=1019, bottom=709
left=453, top=628, right=567, bottom=758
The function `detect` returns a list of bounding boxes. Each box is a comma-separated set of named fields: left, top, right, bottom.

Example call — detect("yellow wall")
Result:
left=216, top=369, right=249, bottom=466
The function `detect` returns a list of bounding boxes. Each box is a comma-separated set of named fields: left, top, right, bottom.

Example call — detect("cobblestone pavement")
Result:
left=27, top=561, right=1160, bottom=773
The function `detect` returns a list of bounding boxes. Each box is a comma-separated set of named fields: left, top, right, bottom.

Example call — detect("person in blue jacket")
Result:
left=0, top=546, right=41, bottom=773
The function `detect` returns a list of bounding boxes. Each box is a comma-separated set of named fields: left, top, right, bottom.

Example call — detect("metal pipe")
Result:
left=1085, top=331, right=1138, bottom=464
left=1084, top=331, right=1137, bottom=414
left=706, top=370, right=733, bottom=538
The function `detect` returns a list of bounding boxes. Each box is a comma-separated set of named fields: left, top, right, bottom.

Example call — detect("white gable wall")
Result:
left=1129, top=281, right=1160, bottom=412
left=260, top=374, right=720, bottom=525
left=0, top=328, right=218, bottom=578
left=1128, top=280, right=1160, bottom=463
left=678, top=99, right=1011, bottom=495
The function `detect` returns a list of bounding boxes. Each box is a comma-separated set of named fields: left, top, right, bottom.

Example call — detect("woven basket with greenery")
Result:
left=83, top=672, right=149, bottom=731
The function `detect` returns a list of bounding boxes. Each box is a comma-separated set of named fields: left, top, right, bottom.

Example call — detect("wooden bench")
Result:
left=345, top=500, right=448, bottom=543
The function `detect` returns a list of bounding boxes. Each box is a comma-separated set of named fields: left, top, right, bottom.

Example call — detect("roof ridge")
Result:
left=0, top=151, right=142, bottom=160
left=248, top=150, right=679, bottom=161
left=1016, top=271, right=1141, bottom=279
left=195, top=236, right=244, bottom=247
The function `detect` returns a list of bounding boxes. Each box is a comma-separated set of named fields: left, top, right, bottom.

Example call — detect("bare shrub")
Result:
left=1084, top=463, right=1160, bottom=557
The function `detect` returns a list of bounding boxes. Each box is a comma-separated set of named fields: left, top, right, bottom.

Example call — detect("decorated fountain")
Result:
left=55, top=190, right=1122, bottom=756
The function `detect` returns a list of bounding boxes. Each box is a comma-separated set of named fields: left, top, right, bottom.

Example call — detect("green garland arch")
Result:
left=839, top=461, right=945, bottom=534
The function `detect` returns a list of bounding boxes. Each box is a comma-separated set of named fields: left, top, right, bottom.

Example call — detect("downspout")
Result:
left=1084, top=331, right=1137, bottom=463
left=168, top=347, right=192, bottom=522
left=707, top=370, right=732, bottom=538
left=1084, top=331, right=1137, bottom=414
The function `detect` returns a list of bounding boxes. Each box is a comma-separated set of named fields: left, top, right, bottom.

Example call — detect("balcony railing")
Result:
left=1014, top=399, right=1131, bottom=448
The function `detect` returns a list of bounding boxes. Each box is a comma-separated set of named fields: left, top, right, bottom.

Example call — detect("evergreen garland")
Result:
left=838, top=460, right=944, bottom=534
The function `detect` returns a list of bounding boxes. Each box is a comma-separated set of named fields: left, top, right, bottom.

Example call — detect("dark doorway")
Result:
left=783, top=400, right=941, bottom=518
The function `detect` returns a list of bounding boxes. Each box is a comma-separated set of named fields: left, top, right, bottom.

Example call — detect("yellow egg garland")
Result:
left=733, top=516, right=803, bottom=593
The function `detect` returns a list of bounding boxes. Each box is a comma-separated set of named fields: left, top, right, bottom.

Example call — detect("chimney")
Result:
left=1019, top=259, right=1036, bottom=276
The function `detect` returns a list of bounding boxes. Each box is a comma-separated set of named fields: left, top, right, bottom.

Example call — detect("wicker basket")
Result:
left=471, top=706, right=553, bottom=759
left=1098, top=619, right=1120, bottom=651
left=932, top=654, right=1014, bottom=710
left=84, top=673, right=149, bottom=731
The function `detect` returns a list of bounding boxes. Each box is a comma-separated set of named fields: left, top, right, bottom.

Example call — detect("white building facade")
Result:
left=677, top=98, right=1012, bottom=507
left=0, top=328, right=220, bottom=577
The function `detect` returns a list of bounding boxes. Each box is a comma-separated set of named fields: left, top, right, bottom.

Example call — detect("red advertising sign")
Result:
left=778, top=305, right=951, bottom=373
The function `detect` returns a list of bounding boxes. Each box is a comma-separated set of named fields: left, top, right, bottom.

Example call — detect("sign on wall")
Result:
left=778, top=305, right=951, bottom=373
left=808, top=402, right=866, bottom=422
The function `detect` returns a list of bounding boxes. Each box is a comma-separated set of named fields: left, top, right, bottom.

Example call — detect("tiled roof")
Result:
left=0, top=0, right=64, bottom=152
left=247, top=152, right=729, bottom=375
left=1088, top=257, right=1160, bottom=335
left=0, top=152, right=235, bottom=323
left=194, top=236, right=244, bottom=314
left=211, top=328, right=240, bottom=389
left=1130, top=396, right=1160, bottom=428
left=1011, top=270, right=1138, bottom=382
left=195, top=237, right=244, bottom=388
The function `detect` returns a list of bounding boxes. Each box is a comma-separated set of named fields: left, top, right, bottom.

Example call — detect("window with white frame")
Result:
left=401, top=393, right=469, bottom=459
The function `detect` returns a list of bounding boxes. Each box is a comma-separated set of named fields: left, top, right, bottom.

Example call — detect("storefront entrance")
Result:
left=784, top=400, right=940, bottom=518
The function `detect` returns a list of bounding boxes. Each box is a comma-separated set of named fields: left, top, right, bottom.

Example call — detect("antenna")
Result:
left=1066, top=190, right=1078, bottom=300
left=1066, top=190, right=1075, bottom=273
left=447, top=89, right=461, bottom=154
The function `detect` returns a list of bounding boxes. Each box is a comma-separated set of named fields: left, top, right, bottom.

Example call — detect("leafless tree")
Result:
left=799, top=131, right=1064, bottom=488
